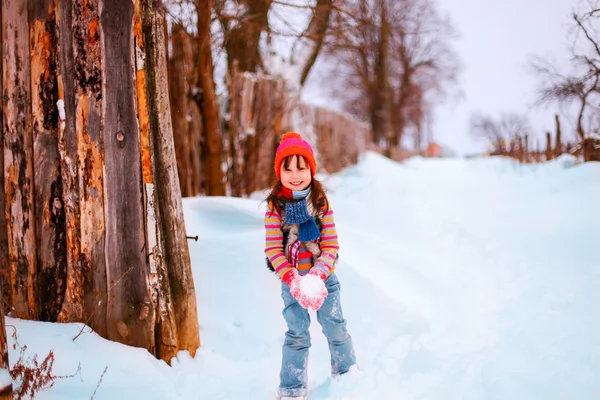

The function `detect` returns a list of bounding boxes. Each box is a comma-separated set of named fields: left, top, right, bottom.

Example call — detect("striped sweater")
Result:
left=264, top=201, right=339, bottom=279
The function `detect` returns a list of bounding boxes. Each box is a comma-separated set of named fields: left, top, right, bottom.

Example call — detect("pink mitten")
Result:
left=282, top=268, right=302, bottom=299
left=309, top=268, right=327, bottom=281
left=309, top=283, right=328, bottom=310
left=297, top=292, right=313, bottom=309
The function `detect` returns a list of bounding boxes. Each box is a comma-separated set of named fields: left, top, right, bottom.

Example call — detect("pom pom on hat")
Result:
left=281, top=132, right=303, bottom=141
left=274, top=132, right=317, bottom=179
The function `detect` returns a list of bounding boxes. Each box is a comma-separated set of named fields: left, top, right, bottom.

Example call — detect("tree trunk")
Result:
left=220, top=0, right=271, bottom=74
left=140, top=0, right=200, bottom=360
left=372, top=1, right=392, bottom=157
left=3, top=0, right=38, bottom=320
left=168, top=24, right=192, bottom=197
left=298, top=0, right=333, bottom=87
left=228, top=61, right=244, bottom=197
left=187, top=99, right=204, bottom=196
left=186, top=98, right=204, bottom=196
left=196, top=0, right=225, bottom=196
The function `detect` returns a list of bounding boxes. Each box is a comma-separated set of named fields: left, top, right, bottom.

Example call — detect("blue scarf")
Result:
left=285, top=188, right=321, bottom=242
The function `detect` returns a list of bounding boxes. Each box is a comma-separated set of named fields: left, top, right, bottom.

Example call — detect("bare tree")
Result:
left=531, top=1, right=600, bottom=161
left=195, top=0, right=226, bottom=195
left=214, top=0, right=272, bottom=73
left=325, top=0, right=459, bottom=156
left=470, top=112, right=532, bottom=157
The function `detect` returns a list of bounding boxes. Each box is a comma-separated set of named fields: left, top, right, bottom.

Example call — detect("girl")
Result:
left=264, top=132, right=357, bottom=399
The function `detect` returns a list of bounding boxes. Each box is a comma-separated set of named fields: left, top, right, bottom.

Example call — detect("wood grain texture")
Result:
left=101, top=0, right=153, bottom=350
left=2, top=0, right=38, bottom=320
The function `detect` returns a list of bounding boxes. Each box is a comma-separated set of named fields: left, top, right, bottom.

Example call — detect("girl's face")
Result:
left=280, top=155, right=312, bottom=191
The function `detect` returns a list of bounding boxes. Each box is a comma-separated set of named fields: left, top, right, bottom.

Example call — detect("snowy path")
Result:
left=6, top=153, right=600, bottom=399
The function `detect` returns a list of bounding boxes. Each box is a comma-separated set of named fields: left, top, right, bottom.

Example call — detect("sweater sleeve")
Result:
left=313, top=206, right=339, bottom=275
left=264, top=202, right=293, bottom=278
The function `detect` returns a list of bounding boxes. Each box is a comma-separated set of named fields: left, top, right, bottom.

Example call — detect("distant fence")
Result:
left=293, top=103, right=369, bottom=175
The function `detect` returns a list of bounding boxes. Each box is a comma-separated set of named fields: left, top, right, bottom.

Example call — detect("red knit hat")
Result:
left=274, top=132, right=317, bottom=180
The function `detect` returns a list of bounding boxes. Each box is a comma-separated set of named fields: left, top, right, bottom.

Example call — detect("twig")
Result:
left=5, top=324, right=19, bottom=349
left=90, top=366, right=108, bottom=400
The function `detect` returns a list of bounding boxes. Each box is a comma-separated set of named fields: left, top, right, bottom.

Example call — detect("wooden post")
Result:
left=554, top=114, right=562, bottom=157
left=101, top=0, right=154, bottom=350
left=30, top=0, right=67, bottom=323
left=3, top=0, right=38, bottom=320
left=545, top=131, right=553, bottom=161
left=139, top=0, right=200, bottom=360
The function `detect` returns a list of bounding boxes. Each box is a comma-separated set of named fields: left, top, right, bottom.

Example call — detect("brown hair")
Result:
left=265, top=155, right=328, bottom=212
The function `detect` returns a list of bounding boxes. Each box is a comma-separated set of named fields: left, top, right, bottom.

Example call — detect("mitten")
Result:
left=282, top=268, right=306, bottom=305
left=309, top=268, right=327, bottom=282
left=281, top=267, right=298, bottom=286
left=297, top=291, right=313, bottom=309
left=307, top=269, right=328, bottom=310
left=309, top=281, right=328, bottom=310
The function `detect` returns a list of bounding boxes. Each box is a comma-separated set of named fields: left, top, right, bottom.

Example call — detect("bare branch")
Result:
left=573, top=12, right=600, bottom=60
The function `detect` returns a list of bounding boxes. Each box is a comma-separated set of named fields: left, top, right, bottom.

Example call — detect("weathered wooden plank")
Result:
left=70, top=0, right=107, bottom=335
left=0, top=0, right=11, bottom=316
left=140, top=0, right=199, bottom=360
left=54, top=0, right=83, bottom=326
left=29, top=0, right=66, bottom=322
left=2, top=0, right=38, bottom=320
left=132, top=0, right=160, bottom=357
left=100, top=0, right=153, bottom=350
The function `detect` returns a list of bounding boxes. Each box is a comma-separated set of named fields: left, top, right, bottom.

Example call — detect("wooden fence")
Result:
left=223, top=69, right=370, bottom=197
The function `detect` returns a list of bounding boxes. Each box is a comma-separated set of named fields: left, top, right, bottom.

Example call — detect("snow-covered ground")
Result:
left=5, top=153, right=600, bottom=399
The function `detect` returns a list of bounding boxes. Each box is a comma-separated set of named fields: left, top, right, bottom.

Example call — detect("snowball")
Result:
left=299, top=273, right=325, bottom=298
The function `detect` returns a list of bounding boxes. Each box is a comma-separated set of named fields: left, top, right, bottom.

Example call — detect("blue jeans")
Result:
left=278, top=272, right=356, bottom=398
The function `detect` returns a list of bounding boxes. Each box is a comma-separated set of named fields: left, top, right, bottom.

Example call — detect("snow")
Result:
left=0, top=368, right=11, bottom=389
left=298, top=274, right=325, bottom=298
left=4, top=153, right=600, bottom=399
left=56, top=100, right=65, bottom=121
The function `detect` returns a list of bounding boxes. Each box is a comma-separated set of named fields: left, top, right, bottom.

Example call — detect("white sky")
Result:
left=431, top=0, right=581, bottom=155
left=302, top=0, right=581, bottom=156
